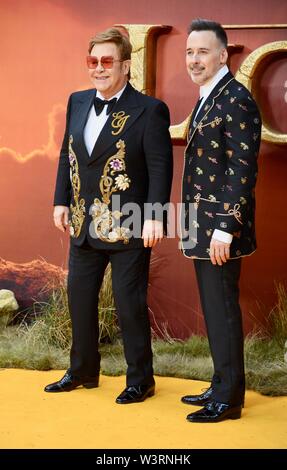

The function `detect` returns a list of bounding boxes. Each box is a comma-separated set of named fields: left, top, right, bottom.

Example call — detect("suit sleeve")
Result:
left=214, top=94, right=261, bottom=234
left=143, top=101, right=173, bottom=218
left=53, top=95, right=72, bottom=206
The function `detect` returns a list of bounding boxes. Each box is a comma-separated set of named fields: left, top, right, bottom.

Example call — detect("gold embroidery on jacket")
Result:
left=68, top=135, right=85, bottom=238
left=197, top=116, right=222, bottom=133
left=186, top=77, right=234, bottom=147
left=216, top=203, right=243, bottom=225
left=111, top=111, right=130, bottom=135
left=91, top=139, right=131, bottom=243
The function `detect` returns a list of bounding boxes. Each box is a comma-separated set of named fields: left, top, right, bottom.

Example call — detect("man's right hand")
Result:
left=53, top=205, right=69, bottom=232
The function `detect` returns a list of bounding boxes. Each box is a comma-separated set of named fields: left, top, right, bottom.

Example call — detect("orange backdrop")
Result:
left=1, top=0, right=287, bottom=338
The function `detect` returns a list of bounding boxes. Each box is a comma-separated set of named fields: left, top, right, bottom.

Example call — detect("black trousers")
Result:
left=67, top=240, right=154, bottom=387
left=194, top=258, right=245, bottom=406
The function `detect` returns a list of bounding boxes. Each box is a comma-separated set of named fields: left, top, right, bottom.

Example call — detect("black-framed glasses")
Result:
left=86, top=55, right=123, bottom=69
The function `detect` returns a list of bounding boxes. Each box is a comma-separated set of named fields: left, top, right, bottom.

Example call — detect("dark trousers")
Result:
left=67, top=240, right=154, bottom=386
left=194, top=258, right=245, bottom=406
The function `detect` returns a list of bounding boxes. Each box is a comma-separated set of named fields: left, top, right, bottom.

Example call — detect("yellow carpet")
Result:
left=0, top=369, right=286, bottom=449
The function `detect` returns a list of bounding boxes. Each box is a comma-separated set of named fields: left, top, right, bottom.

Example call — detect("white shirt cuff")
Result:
left=212, top=229, right=233, bottom=244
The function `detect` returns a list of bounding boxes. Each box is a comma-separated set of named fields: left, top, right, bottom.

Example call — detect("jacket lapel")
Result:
left=189, top=97, right=203, bottom=129
left=186, top=71, right=235, bottom=151
left=88, top=83, right=145, bottom=165
left=71, top=89, right=95, bottom=161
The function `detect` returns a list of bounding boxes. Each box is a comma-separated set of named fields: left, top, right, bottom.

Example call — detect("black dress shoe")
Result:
left=186, top=401, right=242, bottom=423
left=181, top=386, right=213, bottom=406
left=116, top=383, right=155, bottom=404
left=44, top=370, right=99, bottom=392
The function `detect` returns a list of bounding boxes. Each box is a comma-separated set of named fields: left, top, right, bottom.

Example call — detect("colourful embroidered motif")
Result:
left=240, top=142, right=249, bottom=150
left=210, top=140, right=219, bottom=148
left=68, top=135, right=85, bottom=238
left=111, top=111, right=130, bottom=136
left=100, top=140, right=131, bottom=204
left=91, top=139, right=131, bottom=243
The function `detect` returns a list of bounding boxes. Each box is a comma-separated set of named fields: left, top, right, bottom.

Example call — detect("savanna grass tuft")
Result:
left=0, top=277, right=286, bottom=396
left=268, top=283, right=287, bottom=348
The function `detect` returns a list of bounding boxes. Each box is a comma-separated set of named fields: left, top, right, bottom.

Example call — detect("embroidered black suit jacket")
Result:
left=181, top=72, right=261, bottom=259
left=54, top=82, right=173, bottom=249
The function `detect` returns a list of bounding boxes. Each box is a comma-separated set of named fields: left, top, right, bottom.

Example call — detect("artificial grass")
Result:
left=1, top=280, right=286, bottom=396
left=1, top=327, right=286, bottom=396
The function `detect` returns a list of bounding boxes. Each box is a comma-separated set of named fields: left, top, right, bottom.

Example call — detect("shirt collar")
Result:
left=96, top=83, right=127, bottom=101
left=199, top=65, right=229, bottom=100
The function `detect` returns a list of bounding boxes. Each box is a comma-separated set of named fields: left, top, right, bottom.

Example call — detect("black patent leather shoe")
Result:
left=44, top=370, right=99, bottom=392
left=181, top=386, right=213, bottom=406
left=187, top=401, right=242, bottom=423
left=116, top=384, right=155, bottom=404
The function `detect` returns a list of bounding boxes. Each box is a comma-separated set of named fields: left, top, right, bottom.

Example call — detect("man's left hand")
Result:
left=142, top=220, right=164, bottom=247
left=209, top=239, right=230, bottom=266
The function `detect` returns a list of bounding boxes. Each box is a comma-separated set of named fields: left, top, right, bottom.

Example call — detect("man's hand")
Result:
left=53, top=205, right=69, bottom=233
left=209, top=238, right=230, bottom=266
left=142, top=220, right=164, bottom=247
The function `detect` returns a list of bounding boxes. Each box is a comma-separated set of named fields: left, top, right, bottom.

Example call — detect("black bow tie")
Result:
left=94, top=97, right=117, bottom=116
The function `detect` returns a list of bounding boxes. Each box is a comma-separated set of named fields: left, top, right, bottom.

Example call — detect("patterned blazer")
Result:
left=54, top=82, right=173, bottom=249
left=181, top=71, right=261, bottom=259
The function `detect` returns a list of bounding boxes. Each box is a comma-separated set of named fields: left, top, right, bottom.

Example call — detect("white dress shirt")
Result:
left=195, top=64, right=229, bottom=119
left=83, top=84, right=127, bottom=156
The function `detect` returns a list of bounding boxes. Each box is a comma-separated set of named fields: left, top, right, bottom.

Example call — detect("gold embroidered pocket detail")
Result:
left=91, top=139, right=131, bottom=243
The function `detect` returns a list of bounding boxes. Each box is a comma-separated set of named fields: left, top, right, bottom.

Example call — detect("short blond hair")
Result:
left=88, top=27, right=132, bottom=60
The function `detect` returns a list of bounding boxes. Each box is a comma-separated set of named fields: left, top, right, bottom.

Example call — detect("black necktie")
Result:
left=94, top=97, right=117, bottom=116
left=192, top=97, right=203, bottom=127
